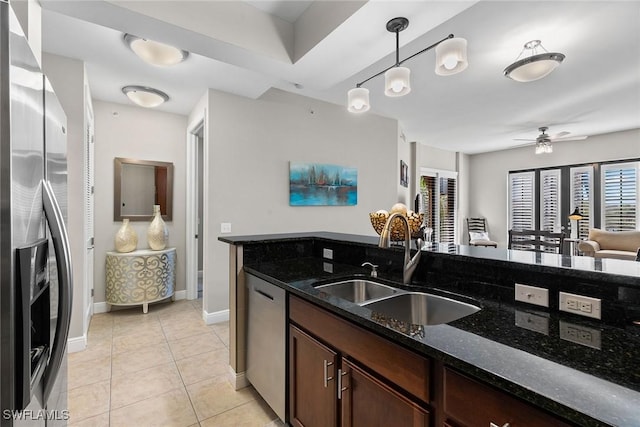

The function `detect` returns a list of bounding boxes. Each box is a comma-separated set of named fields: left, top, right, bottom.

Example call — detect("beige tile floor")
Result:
left=68, top=299, right=283, bottom=427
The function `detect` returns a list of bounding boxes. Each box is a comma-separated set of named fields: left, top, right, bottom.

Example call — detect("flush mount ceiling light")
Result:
left=122, top=86, right=169, bottom=108
left=347, top=17, right=468, bottom=113
left=504, top=40, right=565, bottom=82
left=124, top=34, right=189, bottom=66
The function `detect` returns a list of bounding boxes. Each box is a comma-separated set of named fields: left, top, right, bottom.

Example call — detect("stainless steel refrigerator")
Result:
left=0, top=1, right=73, bottom=426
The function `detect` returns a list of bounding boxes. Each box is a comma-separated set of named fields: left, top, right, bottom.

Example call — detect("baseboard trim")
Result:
left=228, top=365, right=249, bottom=390
left=67, top=335, right=87, bottom=353
left=203, top=308, right=230, bottom=325
left=93, top=291, right=188, bottom=314
left=93, top=301, right=109, bottom=314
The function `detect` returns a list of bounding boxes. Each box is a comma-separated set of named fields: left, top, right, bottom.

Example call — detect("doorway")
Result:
left=186, top=120, right=205, bottom=306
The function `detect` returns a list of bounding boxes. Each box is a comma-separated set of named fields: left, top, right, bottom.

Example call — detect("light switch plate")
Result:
left=559, top=292, right=601, bottom=320
left=220, top=223, right=231, bottom=233
left=515, top=283, right=549, bottom=307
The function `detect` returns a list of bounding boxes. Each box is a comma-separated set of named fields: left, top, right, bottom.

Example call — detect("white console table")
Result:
left=105, top=247, right=176, bottom=313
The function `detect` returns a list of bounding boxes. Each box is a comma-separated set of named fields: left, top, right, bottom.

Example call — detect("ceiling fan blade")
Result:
left=551, top=135, right=588, bottom=142
left=549, top=131, right=570, bottom=138
left=513, top=138, right=536, bottom=142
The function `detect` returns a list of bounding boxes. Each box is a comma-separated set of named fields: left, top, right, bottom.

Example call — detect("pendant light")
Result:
left=504, top=40, right=565, bottom=82
left=347, top=17, right=468, bottom=113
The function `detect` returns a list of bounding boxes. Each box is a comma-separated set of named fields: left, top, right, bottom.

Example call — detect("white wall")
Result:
left=41, top=53, right=90, bottom=344
left=190, top=88, right=399, bottom=315
left=397, top=132, right=411, bottom=206
left=93, top=101, right=187, bottom=304
left=468, top=129, right=640, bottom=247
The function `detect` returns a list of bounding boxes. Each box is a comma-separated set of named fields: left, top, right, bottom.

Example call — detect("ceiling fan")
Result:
left=514, top=126, right=588, bottom=154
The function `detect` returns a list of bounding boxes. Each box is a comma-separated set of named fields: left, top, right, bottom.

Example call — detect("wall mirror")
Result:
left=114, top=157, right=173, bottom=221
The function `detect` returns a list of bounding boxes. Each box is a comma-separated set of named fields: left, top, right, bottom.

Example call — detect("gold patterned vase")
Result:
left=147, top=204, right=169, bottom=250
left=114, top=218, right=137, bottom=253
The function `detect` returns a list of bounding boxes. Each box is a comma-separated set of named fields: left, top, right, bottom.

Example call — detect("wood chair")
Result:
left=508, top=229, right=565, bottom=254
left=466, top=218, right=498, bottom=248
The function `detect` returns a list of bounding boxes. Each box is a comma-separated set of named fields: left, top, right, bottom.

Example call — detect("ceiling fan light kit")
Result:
left=347, top=17, right=468, bottom=113
left=518, top=126, right=588, bottom=155
left=504, top=40, right=565, bottom=82
left=122, top=85, right=170, bottom=108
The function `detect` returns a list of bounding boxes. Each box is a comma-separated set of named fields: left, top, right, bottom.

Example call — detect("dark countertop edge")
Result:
left=244, top=266, right=611, bottom=427
left=219, top=232, right=640, bottom=287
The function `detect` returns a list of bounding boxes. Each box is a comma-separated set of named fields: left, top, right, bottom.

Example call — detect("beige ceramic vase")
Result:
left=114, top=218, right=137, bottom=253
left=147, top=205, right=169, bottom=250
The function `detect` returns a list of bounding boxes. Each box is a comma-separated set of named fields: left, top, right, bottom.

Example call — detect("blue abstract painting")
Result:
left=289, top=162, right=358, bottom=206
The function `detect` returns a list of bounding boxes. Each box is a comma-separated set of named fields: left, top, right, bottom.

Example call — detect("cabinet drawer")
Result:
left=290, top=295, right=430, bottom=403
left=443, top=368, right=571, bottom=427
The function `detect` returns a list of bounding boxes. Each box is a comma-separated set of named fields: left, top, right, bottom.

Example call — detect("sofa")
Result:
left=577, top=228, right=640, bottom=260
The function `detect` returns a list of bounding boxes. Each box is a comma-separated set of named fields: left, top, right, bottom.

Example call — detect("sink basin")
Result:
left=315, top=279, right=399, bottom=304
left=362, top=292, right=480, bottom=325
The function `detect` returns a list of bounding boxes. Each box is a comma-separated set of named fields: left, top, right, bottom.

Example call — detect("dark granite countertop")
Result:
left=221, top=232, right=640, bottom=288
left=239, top=253, right=640, bottom=427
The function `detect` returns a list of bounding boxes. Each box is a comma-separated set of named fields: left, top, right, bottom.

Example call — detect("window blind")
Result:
left=509, top=171, right=535, bottom=231
left=570, top=166, right=593, bottom=240
left=439, top=177, right=456, bottom=243
left=602, top=163, right=638, bottom=231
left=420, top=171, right=457, bottom=243
left=540, top=169, right=561, bottom=232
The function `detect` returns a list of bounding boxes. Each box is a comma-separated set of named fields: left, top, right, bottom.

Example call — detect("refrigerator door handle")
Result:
left=41, top=180, right=73, bottom=402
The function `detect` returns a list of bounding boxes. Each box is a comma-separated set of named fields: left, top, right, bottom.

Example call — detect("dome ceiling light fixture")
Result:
left=347, top=17, right=468, bottom=113
left=124, top=34, right=189, bottom=67
left=121, top=85, right=169, bottom=108
left=503, top=40, right=565, bottom=82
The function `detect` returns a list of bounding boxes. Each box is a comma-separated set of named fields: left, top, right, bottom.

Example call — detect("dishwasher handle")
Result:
left=253, top=287, right=274, bottom=301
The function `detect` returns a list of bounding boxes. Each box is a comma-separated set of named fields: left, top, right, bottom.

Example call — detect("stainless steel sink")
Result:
left=362, top=292, right=480, bottom=325
left=315, top=279, right=399, bottom=304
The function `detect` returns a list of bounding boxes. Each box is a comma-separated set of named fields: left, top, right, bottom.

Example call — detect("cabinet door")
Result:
left=341, top=359, right=430, bottom=427
left=444, top=368, right=571, bottom=427
left=290, top=325, right=338, bottom=427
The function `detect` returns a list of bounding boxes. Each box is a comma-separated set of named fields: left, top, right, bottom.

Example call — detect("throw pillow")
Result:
left=470, top=231, right=490, bottom=241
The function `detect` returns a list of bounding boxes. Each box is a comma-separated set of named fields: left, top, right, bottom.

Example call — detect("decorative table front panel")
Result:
left=106, top=248, right=176, bottom=313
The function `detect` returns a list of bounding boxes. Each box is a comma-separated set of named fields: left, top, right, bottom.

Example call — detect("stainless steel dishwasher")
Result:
left=246, top=273, right=286, bottom=421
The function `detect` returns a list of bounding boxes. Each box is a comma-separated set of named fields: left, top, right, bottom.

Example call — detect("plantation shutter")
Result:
left=509, top=171, right=535, bottom=231
left=540, top=169, right=561, bottom=232
left=601, top=162, right=639, bottom=231
left=438, top=176, right=456, bottom=243
left=569, top=166, right=594, bottom=239
left=420, top=170, right=457, bottom=243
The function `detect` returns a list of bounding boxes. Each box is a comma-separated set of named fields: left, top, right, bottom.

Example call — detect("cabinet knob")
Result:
left=323, top=360, right=334, bottom=388
left=490, top=423, right=510, bottom=427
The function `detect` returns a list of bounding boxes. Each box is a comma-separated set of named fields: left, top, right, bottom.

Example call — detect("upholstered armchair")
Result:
left=577, top=228, right=640, bottom=260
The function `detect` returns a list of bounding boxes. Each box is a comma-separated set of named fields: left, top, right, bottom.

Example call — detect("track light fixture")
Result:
left=347, top=17, right=468, bottom=113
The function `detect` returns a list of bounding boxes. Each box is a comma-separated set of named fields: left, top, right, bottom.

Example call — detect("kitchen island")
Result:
left=221, top=232, right=640, bottom=426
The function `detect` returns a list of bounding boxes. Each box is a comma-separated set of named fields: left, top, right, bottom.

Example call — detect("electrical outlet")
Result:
left=559, top=292, right=601, bottom=320
left=559, top=321, right=601, bottom=350
left=220, top=223, right=232, bottom=233
left=514, top=283, right=549, bottom=307
left=323, top=262, right=333, bottom=273
left=515, top=310, right=549, bottom=335
left=323, top=248, right=333, bottom=260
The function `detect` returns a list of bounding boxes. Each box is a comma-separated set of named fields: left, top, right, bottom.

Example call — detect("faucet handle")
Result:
left=361, top=262, right=378, bottom=278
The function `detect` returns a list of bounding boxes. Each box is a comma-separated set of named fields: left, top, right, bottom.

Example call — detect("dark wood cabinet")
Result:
left=341, top=358, right=429, bottom=427
left=443, top=368, right=571, bottom=427
left=289, top=325, right=338, bottom=427
left=289, top=296, right=431, bottom=427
